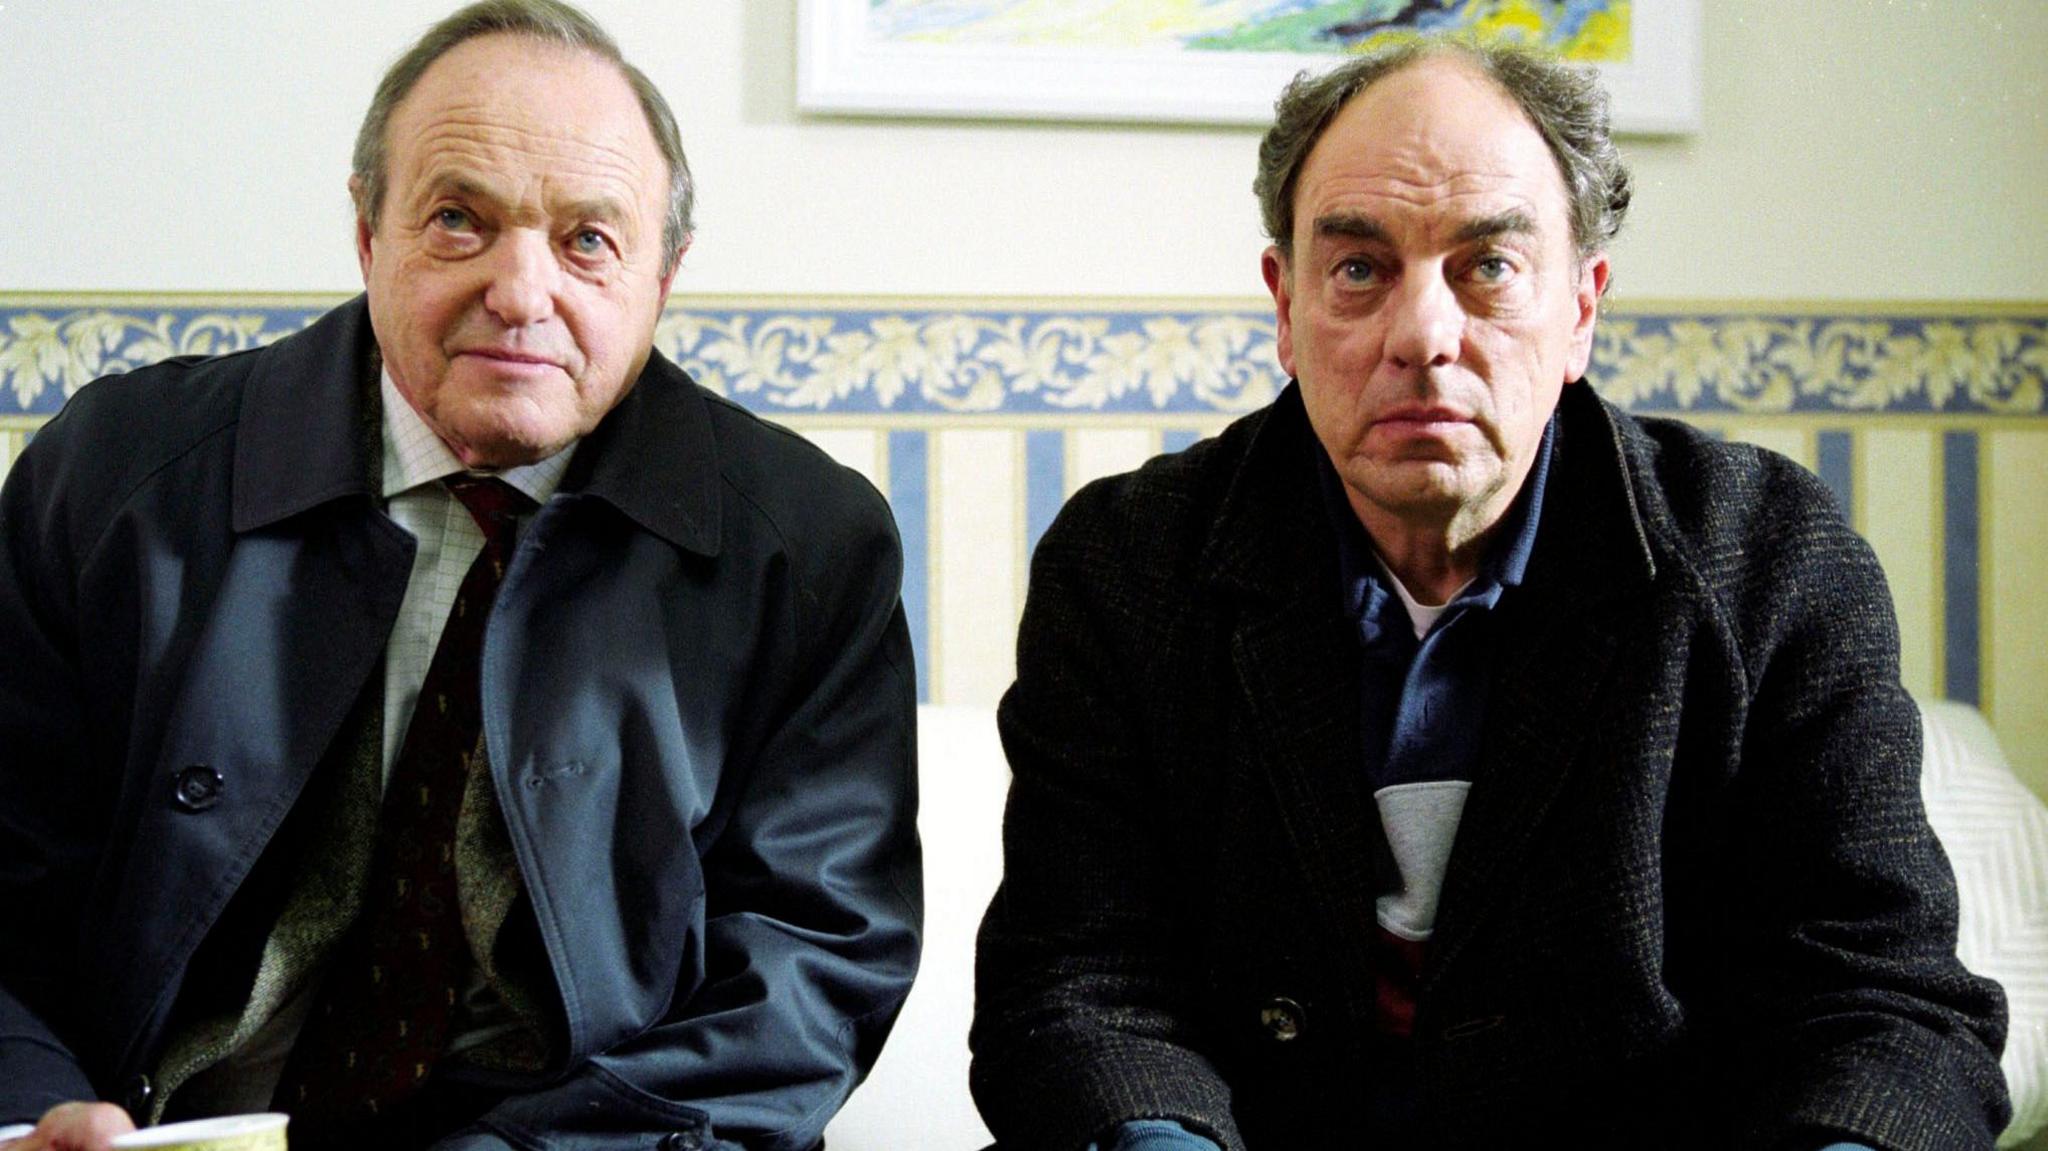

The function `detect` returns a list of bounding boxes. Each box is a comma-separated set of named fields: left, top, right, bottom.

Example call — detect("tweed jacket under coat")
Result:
left=970, top=381, right=2008, bottom=1150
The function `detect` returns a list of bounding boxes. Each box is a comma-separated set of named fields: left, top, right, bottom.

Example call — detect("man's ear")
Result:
left=1564, top=251, right=1610, bottom=383
left=1261, top=245, right=1296, bottom=380
left=657, top=239, right=690, bottom=301
left=350, top=175, right=375, bottom=285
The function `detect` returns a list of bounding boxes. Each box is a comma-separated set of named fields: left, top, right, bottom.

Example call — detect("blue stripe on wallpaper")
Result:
left=1816, top=430, right=1854, bottom=522
left=1942, top=431, right=1981, bottom=706
left=1162, top=429, right=1204, bottom=454
left=886, top=429, right=931, bottom=704
left=1024, top=429, right=1065, bottom=561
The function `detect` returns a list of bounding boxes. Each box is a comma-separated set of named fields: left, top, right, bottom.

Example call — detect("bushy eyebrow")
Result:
left=1453, top=211, right=1537, bottom=245
left=558, top=197, right=631, bottom=228
left=422, top=173, right=502, bottom=208
left=1313, top=210, right=1536, bottom=247
left=1311, top=213, right=1390, bottom=245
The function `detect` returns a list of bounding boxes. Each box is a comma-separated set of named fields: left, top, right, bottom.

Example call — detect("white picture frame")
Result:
left=797, top=0, right=1700, bottom=134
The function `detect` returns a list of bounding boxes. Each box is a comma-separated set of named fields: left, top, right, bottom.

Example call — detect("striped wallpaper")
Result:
left=2, top=295, right=2044, bottom=793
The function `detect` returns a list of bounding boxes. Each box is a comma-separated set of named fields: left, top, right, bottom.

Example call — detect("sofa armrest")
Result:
left=1918, top=697, right=2048, bottom=1147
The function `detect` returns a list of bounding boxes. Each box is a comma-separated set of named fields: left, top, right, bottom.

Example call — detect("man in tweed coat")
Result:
left=970, top=40, right=2008, bottom=1151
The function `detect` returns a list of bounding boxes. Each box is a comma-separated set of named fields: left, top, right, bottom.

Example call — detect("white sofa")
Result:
left=1920, top=701, right=2048, bottom=1148
left=826, top=707, right=1003, bottom=1150
left=826, top=701, right=2048, bottom=1150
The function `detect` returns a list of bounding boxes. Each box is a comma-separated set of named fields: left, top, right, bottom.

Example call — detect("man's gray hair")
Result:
left=352, top=0, right=695, bottom=275
left=1254, top=39, right=1630, bottom=264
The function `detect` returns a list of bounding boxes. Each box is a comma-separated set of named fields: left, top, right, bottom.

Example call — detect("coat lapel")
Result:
left=102, top=299, right=416, bottom=1069
left=1424, top=386, right=1659, bottom=989
left=1231, top=598, right=1384, bottom=974
left=557, top=350, right=722, bottom=557
left=1205, top=387, right=1388, bottom=975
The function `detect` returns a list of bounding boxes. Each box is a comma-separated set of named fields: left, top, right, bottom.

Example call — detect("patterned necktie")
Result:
left=273, top=476, right=534, bottom=1125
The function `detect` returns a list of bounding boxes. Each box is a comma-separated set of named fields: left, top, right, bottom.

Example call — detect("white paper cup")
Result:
left=111, top=1113, right=288, bottom=1151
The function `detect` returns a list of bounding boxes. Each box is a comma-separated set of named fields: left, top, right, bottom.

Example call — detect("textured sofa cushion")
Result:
left=1919, top=698, right=2048, bottom=1147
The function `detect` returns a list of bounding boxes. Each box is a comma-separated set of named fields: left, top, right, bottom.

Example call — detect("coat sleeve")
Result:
left=969, top=483, right=1245, bottom=1151
left=1708, top=453, right=2009, bottom=1149
left=0, top=413, right=114, bottom=1122
left=453, top=477, right=922, bottom=1151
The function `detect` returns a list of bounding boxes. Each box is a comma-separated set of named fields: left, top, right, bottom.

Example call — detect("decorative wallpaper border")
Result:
left=1, top=296, right=2042, bottom=417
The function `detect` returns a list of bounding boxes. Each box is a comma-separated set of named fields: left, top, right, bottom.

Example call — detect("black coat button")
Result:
left=121, top=1073, right=153, bottom=1119
left=172, top=765, right=223, bottom=812
left=1259, top=996, right=1305, bottom=1042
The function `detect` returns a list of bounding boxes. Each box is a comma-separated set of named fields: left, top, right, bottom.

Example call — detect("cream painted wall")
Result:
left=1, top=1, right=2043, bottom=300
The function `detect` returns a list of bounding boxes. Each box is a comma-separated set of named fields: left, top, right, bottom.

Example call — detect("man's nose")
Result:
left=1384, top=270, right=1463, bottom=371
left=481, top=230, right=559, bottom=327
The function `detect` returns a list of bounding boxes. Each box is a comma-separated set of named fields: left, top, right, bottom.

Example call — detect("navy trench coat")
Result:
left=0, top=298, right=921, bottom=1150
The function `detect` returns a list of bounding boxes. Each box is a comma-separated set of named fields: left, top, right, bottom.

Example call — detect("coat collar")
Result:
left=232, top=296, right=383, bottom=532
left=232, top=295, right=721, bottom=556
left=1200, top=382, right=1645, bottom=603
left=554, top=344, right=722, bottom=557
left=1201, top=385, right=1385, bottom=983
left=1197, top=382, right=1334, bottom=604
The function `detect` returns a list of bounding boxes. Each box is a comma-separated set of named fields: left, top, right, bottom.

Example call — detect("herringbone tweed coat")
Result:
left=971, top=381, right=2008, bottom=1150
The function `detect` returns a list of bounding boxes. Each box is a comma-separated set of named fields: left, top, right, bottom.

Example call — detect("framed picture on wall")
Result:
left=797, top=0, right=1700, bottom=134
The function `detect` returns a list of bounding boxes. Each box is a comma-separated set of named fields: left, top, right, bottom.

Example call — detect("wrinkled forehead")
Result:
left=1298, top=57, right=1571, bottom=233
left=386, top=34, right=664, bottom=195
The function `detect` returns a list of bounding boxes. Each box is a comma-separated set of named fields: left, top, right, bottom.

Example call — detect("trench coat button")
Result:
left=658, top=1133, right=701, bottom=1151
left=172, top=765, right=224, bottom=812
left=121, top=1073, right=153, bottom=1118
left=1259, top=996, right=1305, bottom=1042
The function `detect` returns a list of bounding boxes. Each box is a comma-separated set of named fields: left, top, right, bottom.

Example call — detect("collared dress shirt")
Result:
left=376, top=371, right=575, bottom=782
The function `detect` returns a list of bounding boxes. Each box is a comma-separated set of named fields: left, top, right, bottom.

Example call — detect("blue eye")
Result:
left=1338, top=258, right=1377, bottom=285
left=434, top=207, right=472, bottom=230
left=572, top=229, right=608, bottom=255
left=1471, top=255, right=1514, bottom=283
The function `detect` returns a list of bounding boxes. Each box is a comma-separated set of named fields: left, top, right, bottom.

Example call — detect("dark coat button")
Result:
left=658, top=1133, right=701, bottom=1151
left=1259, top=995, right=1305, bottom=1042
left=172, top=765, right=223, bottom=812
left=121, top=1073, right=153, bottom=1119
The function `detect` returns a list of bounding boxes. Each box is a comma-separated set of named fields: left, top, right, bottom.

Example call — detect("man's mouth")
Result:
left=453, top=348, right=566, bottom=375
left=1374, top=404, right=1473, bottom=428
left=457, top=348, right=557, bottom=365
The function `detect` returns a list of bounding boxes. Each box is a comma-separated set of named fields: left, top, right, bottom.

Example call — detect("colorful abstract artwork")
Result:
left=798, top=0, right=1695, bottom=131
left=869, top=1, right=1632, bottom=62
